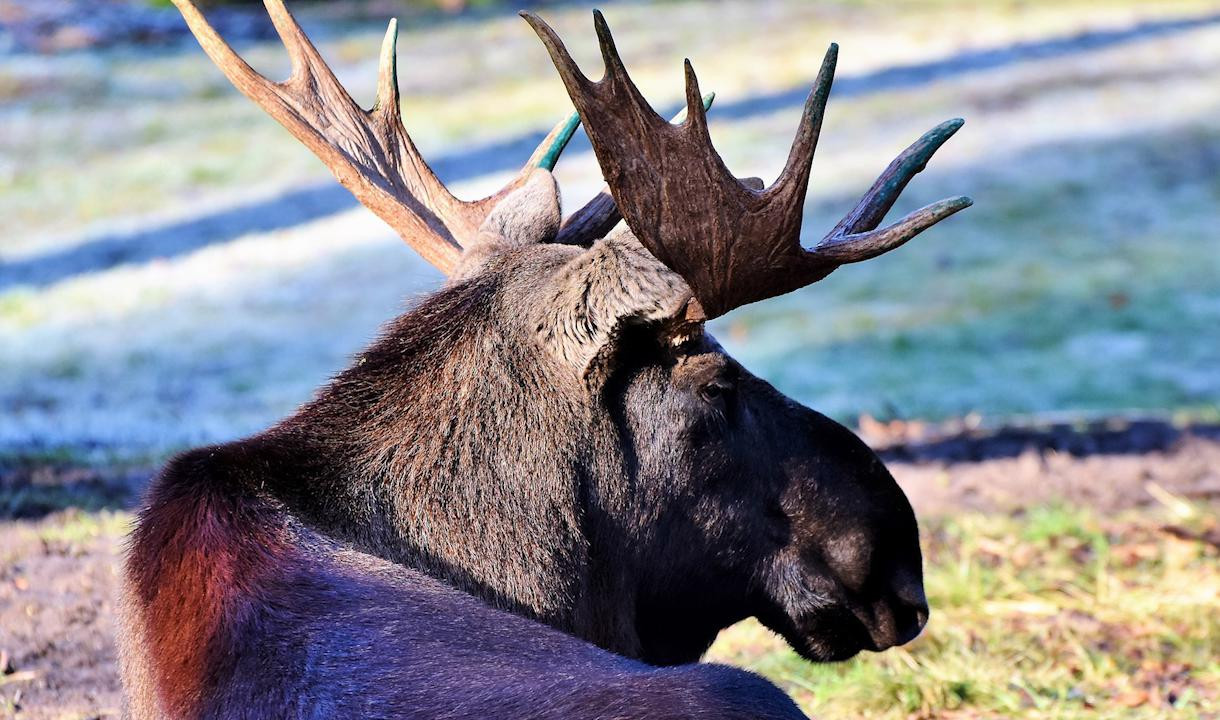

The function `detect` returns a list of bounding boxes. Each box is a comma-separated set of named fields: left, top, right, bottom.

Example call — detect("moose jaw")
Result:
left=118, top=1, right=972, bottom=718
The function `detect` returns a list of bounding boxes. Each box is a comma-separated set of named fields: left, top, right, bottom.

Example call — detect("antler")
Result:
left=556, top=92, right=715, bottom=246
left=523, top=10, right=972, bottom=319
left=173, top=0, right=581, bottom=275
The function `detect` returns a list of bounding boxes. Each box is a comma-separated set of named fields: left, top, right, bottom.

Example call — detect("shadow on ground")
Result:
left=0, top=462, right=147, bottom=520
left=875, top=419, right=1220, bottom=464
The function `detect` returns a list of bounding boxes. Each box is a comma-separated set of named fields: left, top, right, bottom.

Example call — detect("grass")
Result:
left=27, top=507, right=132, bottom=547
left=707, top=501, right=1220, bottom=719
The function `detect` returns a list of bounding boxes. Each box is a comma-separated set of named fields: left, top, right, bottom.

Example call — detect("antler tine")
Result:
left=682, top=60, right=711, bottom=138
left=763, top=44, right=838, bottom=208
left=524, top=12, right=592, bottom=93
left=815, top=196, right=973, bottom=263
left=527, top=111, right=583, bottom=171
left=375, top=18, right=402, bottom=119
left=174, top=0, right=276, bottom=101
left=812, top=120, right=972, bottom=263
left=524, top=10, right=671, bottom=133
left=174, top=0, right=584, bottom=275
left=592, top=10, right=629, bottom=84
left=827, top=118, right=968, bottom=238
left=262, top=0, right=313, bottom=77
left=527, top=10, right=971, bottom=318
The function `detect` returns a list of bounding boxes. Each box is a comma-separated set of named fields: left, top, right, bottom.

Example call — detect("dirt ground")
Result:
left=1, top=420, right=1218, bottom=719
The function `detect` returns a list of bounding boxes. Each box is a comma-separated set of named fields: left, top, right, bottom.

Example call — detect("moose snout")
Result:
left=866, top=575, right=929, bottom=650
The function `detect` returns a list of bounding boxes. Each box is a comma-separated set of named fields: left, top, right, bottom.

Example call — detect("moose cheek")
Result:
left=820, top=532, right=873, bottom=593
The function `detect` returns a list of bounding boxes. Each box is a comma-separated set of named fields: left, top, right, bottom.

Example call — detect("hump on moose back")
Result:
left=119, top=2, right=970, bottom=717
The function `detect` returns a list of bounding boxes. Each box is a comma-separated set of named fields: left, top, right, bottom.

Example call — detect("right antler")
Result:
left=524, top=11, right=972, bottom=319
left=174, top=0, right=580, bottom=275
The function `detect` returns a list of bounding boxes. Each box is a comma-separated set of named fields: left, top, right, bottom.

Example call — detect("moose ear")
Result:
left=535, top=223, right=698, bottom=384
left=456, top=168, right=563, bottom=276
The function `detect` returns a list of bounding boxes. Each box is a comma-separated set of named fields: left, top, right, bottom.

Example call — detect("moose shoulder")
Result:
left=120, top=2, right=971, bottom=717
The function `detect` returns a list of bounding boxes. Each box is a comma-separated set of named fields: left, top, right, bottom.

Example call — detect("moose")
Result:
left=119, top=1, right=971, bottom=717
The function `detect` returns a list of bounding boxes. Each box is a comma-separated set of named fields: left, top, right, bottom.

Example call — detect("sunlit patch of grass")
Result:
left=0, top=291, right=41, bottom=328
left=29, top=508, right=132, bottom=547
left=707, top=502, right=1220, bottom=719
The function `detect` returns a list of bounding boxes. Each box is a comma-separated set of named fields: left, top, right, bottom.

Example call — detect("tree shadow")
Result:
left=0, top=460, right=149, bottom=519
left=875, top=419, right=1220, bottom=465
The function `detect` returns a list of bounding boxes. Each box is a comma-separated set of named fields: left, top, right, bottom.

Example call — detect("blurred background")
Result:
left=0, top=1, right=1217, bottom=718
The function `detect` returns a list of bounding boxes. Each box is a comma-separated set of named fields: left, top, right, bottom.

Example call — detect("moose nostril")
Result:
left=883, top=574, right=929, bottom=647
left=893, top=600, right=929, bottom=646
left=893, top=575, right=927, bottom=611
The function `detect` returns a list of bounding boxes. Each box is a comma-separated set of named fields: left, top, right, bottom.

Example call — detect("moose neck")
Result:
left=250, top=274, right=759, bottom=664
left=254, top=276, right=649, bottom=655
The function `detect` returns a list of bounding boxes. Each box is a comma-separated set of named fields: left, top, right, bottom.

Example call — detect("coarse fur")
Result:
left=119, top=446, right=803, bottom=719
left=120, top=173, right=928, bottom=717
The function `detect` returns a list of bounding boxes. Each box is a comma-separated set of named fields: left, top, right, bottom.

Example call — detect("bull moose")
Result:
left=118, top=1, right=971, bottom=717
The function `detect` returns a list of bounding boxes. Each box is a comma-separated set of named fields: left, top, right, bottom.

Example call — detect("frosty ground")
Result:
left=4, top=0, right=1219, bottom=458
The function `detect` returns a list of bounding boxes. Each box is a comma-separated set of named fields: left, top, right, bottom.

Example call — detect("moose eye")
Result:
left=699, top=381, right=734, bottom=413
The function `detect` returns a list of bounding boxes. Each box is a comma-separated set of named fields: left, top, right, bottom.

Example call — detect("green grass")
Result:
left=707, top=502, right=1220, bottom=719
left=28, top=507, right=132, bottom=546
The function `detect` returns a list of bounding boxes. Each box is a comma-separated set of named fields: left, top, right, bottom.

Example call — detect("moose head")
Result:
left=170, top=0, right=969, bottom=666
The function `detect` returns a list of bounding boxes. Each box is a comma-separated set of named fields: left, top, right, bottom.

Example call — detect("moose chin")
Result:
left=119, top=2, right=969, bottom=718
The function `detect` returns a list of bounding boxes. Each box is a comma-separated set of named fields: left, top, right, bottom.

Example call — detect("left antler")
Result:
left=523, top=10, right=972, bottom=319
left=174, top=0, right=580, bottom=274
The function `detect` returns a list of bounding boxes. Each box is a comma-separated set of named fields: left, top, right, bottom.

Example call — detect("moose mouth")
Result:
left=768, top=597, right=928, bottom=663
left=791, top=608, right=876, bottom=662
left=759, top=603, right=872, bottom=663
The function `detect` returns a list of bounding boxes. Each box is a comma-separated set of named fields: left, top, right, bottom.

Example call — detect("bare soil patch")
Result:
left=0, top=510, right=125, bottom=719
